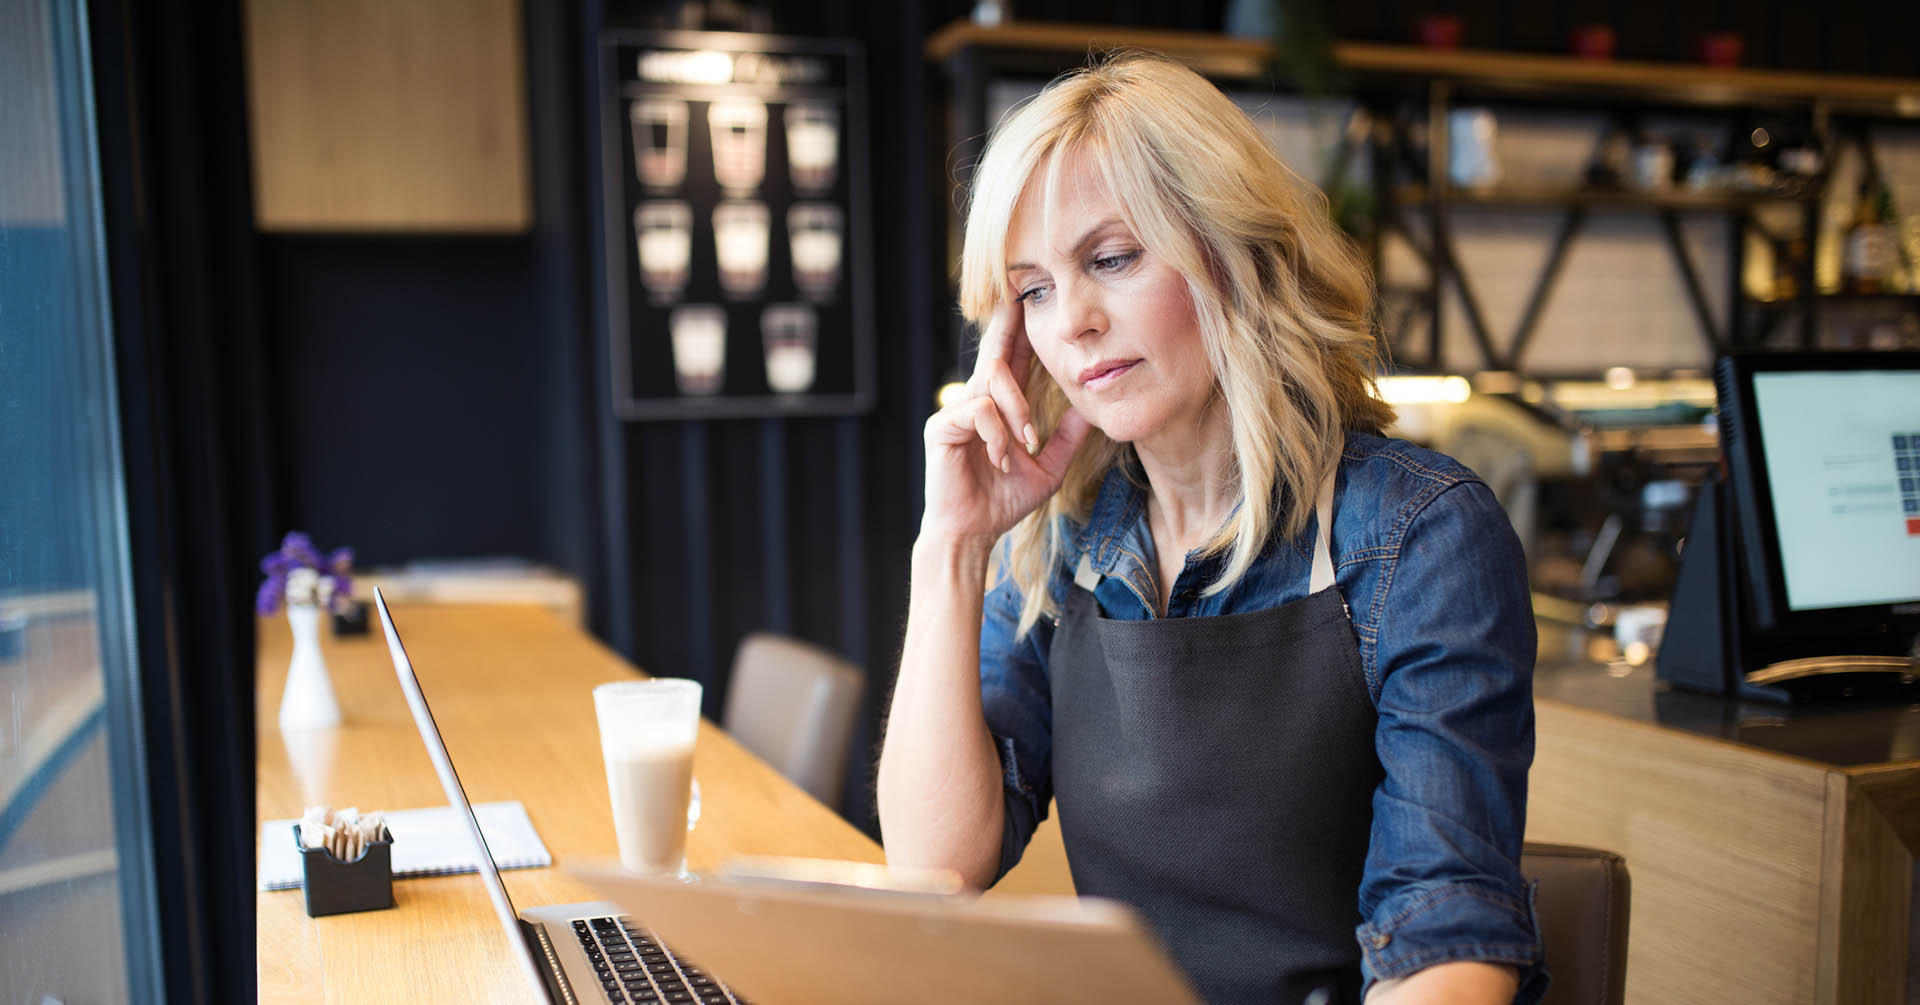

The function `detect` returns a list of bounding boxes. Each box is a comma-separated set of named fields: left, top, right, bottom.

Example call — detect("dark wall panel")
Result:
left=264, top=236, right=554, bottom=566
left=1774, top=2, right=1821, bottom=72
left=702, top=419, right=773, bottom=716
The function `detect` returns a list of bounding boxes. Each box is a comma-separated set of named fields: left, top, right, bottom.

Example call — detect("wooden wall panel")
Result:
left=1818, top=768, right=1918, bottom=1004
left=242, top=0, right=531, bottom=231
left=1528, top=701, right=1832, bottom=1004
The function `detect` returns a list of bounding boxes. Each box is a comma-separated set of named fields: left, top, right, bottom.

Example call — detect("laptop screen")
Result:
left=374, top=588, right=551, bottom=999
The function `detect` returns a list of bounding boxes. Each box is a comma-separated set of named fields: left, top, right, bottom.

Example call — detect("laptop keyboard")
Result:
left=572, top=915, right=747, bottom=1005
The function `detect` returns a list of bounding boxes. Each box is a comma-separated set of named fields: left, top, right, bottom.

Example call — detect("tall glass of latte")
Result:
left=592, top=679, right=702, bottom=877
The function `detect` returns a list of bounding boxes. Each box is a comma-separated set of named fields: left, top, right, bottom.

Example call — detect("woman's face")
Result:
left=1005, top=154, right=1216, bottom=451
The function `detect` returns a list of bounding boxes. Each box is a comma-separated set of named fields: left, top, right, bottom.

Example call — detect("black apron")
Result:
left=1047, top=469, right=1381, bottom=1004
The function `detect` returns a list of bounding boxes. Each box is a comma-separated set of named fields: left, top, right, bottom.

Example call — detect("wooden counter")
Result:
left=256, top=604, right=882, bottom=1003
left=1528, top=622, right=1919, bottom=1004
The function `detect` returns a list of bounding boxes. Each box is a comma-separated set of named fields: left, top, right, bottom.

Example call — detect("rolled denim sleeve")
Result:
left=979, top=567, right=1056, bottom=883
left=1358, top=480, right=1547, bottom=1002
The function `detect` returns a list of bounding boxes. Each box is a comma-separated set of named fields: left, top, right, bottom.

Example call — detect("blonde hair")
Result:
left=959, top=52, right=1395, bottom=636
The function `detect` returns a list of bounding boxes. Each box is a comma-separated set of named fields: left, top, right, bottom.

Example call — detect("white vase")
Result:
left=279, top=604, right=342, bottom=730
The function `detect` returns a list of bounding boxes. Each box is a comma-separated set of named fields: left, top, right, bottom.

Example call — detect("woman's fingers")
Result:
left=966, top=395, right=1016, bottom=473
left=969, top=299, right=1030, bottom=393
left=982, top=359, right=1036, bottom=454
left=925, top=391, right=1018, bottom=471
left=1032, top=407, right=1093, bottom=479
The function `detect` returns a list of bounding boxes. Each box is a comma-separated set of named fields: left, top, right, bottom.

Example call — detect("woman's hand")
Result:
left=921, top=299, right=1092, bottom=552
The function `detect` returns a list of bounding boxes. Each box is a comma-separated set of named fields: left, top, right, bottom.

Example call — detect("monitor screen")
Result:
left=1750, top=369, right=1920, bottom=612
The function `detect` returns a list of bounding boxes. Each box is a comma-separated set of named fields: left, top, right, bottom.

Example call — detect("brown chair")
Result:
left=722, top=633, right=864, bottom=809
left=1523, top=842, right=1631, bottom=1005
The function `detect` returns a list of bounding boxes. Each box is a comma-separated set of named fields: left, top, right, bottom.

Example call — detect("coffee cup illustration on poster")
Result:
left=602, top=32, right=873, bottom=419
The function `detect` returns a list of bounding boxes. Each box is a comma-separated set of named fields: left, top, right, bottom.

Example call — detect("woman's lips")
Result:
left=1078, top=359, right=1140, bottom=390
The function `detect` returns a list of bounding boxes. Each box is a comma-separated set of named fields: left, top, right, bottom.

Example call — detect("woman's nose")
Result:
left=1053, top=278, right=1106, bottom=344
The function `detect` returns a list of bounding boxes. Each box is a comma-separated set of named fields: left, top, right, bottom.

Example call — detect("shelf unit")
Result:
left=925, top=20, right=1920, bottom=381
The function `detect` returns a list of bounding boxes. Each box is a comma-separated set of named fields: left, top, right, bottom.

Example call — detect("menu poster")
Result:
left=601, top=31, right=873, bottom=420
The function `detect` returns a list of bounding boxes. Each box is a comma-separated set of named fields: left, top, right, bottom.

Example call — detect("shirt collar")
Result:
left=1073, top=465, right=1149, bottom=580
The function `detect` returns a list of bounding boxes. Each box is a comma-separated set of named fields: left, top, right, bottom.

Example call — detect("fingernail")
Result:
left=1001, top=455, right=1011, bottom=474
left=1024, top=424, right=1038, bottom=452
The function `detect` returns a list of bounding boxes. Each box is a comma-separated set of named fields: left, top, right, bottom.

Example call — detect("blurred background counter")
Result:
left=1529, top=612, right=1919, bottom=1004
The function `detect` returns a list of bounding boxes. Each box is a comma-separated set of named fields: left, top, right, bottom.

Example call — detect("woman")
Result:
left=878, top=54, right=1543, bottom=1004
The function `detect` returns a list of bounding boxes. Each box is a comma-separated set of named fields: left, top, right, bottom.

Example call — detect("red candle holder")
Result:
left=1570, top=24, right=1616, bottom=61
left=1700, top=32, right=1743, bottom=69
left=1418, top=14, right=1463, bottom=50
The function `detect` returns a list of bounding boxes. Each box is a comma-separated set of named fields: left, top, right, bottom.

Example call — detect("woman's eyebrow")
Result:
left=1007, top=216, right=1127, bottom=273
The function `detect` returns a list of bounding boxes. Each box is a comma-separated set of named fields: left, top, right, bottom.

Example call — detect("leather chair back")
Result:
left=723, top=633, right=864, bottom=808
left=1523, top=842, right=1631, bottom=1005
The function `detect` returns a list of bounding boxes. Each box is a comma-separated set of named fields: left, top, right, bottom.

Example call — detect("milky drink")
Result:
left=603, top=737, right=695, bottom=874
left=592, top=678, right=702, bottom=876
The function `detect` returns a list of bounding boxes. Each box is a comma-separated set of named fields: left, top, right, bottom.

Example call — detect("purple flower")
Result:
left=256, top=572, right=288, bottom=616
left=258, top=531, right=354, bottom=617
left=326, top=573, right=354, bottom=613
left=280, top=532, right=322, bottom=569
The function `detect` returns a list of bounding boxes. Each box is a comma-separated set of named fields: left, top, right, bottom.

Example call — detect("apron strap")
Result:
left=1308, top=463, right=1338, bottom=595
left=1076, top=452, right=1342, bottom=596
left=1074, top=552, right=1101, bottom=591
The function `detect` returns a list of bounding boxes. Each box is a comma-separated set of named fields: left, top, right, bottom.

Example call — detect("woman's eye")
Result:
left=1016, top=284, right=1050, bottom=306
left=1092, top=250, right=1139, bottom=273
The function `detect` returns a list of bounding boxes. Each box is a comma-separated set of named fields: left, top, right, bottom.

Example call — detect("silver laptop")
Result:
left=375, top=588, right=1197, bottom=1005
left=375, top=587, right=744, bottom=1005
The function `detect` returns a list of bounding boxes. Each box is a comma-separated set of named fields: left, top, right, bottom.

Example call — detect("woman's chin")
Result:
left=1081, top=410, right=1153, bottom=446
left=1066, top=388, right=1188, bottom=447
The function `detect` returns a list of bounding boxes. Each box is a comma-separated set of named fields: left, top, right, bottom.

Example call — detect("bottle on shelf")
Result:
left=1843, top=178, right=1896, bottom=294
left=1742, top=230, right=1777, bottom=302
left=1774, top=237, right=1806, bottom=301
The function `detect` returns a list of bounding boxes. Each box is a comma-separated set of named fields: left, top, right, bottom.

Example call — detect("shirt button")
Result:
left=1368, top=932, right=1391, bottom=949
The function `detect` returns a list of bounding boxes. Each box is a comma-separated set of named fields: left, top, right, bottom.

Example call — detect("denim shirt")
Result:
left=980, top=431, right=1547, bottom=1001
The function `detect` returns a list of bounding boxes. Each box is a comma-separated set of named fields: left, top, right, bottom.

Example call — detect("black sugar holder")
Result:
left=294, top=823, right=396, bottom=917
